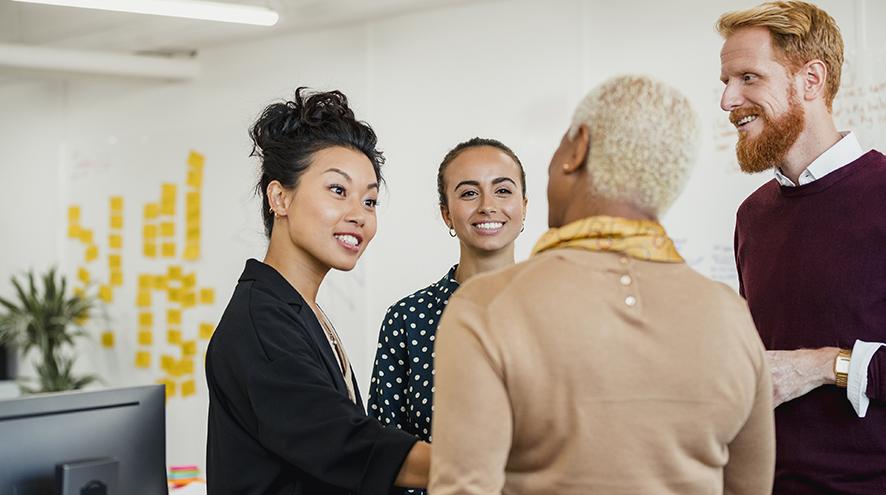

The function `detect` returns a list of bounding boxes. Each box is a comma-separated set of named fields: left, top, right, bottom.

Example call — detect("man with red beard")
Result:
left=718, top=1, right=886, bottom=493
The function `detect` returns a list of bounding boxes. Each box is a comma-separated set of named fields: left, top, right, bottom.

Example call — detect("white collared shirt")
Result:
left=774, top=131, right=864, bottom=187
left=773, top=131, right=881, bottom=417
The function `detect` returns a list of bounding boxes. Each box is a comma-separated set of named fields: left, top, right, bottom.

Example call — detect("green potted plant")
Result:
left=0, top=268, right=99, bottom=393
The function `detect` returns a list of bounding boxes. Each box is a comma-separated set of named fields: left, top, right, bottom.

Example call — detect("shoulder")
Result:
left=210, top=279, right=313, bottom=362
left=384, top=267, right=457, bottom=317
left=737, top=179, right=779, bottom=219
left=450, top=252, right=566, bottom=308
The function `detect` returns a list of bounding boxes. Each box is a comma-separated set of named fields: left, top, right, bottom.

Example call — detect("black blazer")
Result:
left=206, top=259, right=417, bottom=495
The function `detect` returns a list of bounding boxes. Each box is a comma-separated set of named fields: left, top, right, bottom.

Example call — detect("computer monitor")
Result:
left=0, top=385, right=167, bottom=495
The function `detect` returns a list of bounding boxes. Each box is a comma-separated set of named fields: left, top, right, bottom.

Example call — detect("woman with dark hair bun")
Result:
left=206, top=87, right=429, bottom=495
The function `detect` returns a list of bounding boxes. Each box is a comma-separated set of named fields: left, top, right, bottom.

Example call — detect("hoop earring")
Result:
left=449, top=227, right=457, bottom=238
left=521, top=224, right=525, bottom=233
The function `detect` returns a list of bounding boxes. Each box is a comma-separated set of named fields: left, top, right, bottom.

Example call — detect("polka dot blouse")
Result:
left=368, top=265, right=459, bottom=447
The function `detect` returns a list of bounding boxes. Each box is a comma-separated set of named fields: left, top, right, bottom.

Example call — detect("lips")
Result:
left=334, top=232, right=362, bottom=252
left=471, top=221, right=505, bottom=235
left=730, top=107, right=763, bottom=130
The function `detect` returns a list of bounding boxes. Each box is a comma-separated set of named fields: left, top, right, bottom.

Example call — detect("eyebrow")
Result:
left=454, top=177, right=518, bottom=190
left=324, top=168, right=379, bottom=190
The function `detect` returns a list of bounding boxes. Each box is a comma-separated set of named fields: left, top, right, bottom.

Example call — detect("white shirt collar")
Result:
left=775, top=131, right=865, bottom=187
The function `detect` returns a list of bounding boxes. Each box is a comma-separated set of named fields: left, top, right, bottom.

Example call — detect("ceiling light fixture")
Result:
left=11, top=0, right=279, bottom=26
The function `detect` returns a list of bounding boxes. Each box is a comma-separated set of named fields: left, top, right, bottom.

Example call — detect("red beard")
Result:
left=730, top=91, right=805, bottom=174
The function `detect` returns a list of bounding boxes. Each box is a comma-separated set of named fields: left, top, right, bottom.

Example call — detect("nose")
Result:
left=720, top=81, right=743, bottom=112
left=345, top=200, right=367, bottom=227
left=478, top=196, right=497, bottom=215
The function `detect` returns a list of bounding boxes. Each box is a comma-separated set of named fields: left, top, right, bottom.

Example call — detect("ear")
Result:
left=266, top=180, right=290, bottom=217
left=565, top=124, right=590, bottom=174
left=800, top=59, right=828, bottom=103
left=440, top=204, right=452, bottom=229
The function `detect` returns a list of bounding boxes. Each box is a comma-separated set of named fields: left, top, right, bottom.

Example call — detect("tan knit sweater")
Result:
left=429, top=248, right=774, bottom=495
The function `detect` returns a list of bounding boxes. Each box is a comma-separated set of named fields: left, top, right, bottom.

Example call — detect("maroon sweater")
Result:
left=735, top=150, right=886, bottom=494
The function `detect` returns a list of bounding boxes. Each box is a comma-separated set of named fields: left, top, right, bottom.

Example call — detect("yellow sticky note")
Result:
left=139, top=312, right=153, bottom=327
left=179, top=359, right=195, bottom=375
left=183, top=244, right=200, bottom=261
left=182, top=291, right=196, bottom=309
left=68, top=206, right=81, bottom=223
left=199, top=288, right=215, bottom=305
left=168, top=288, right=182, bottom=304
left=74, top=313, right=90, bottom=326
left=109, top=234, right=123, bottom=250
left=135, top=351, right=151, bottom=368
left=110, top=271, right=123, bottom=286
left=68, top=225, right=82, bottom=239
left=161, top=183, right=177, bottom=215
left=101, top=331, right=115, bottom=348
left=85, top=244, right=98, bottom=262
left=143, top=224, right=157, bottom=239
left=186, top=170, right=202, bottom=188
left=79, top=229, right=93, bottom=244
left=167, top=329, right=182, bottom=344
left=110, top=196, right=123, bottom=212
left=167, top=309, right=182, bottom=325
left=160, top=222, right=175, bottom=237
left=108, top=254, right=122, bottom=269
left=99, top=284, right=113, bottom=303
left=143, top=243, right=157, bottom=258
left=110, top=214, right=123, bottom=230
left=136, top=290, right=151, bottom=307
left=161, top=242, right=176, bottom=258
left=181, top=379, right=197, bottom=397
left=186, top=191, right=200, bottom=209
left=199, top=323, right=214, bottom=340
left=185, top=223, right=200, bottom=239
left=77, top=267, right=90, bottom=284
left=144, top=203, right=159, bottom=220
left=182, top=340, right=197, bottom=356
left=138, top=330, right=153, bottom=346
left=138, top=274, right=153, bottom=289
left=154, top=275, right=168, bottom=290
left=168, top=266, right=182, bottom=280
left=158, top=379, right=175, bottom=399
left=160, top=354, right=175, bottom=371
left=74, top=286, right=85, bottom=298
left=187, top=151, right=205, bottom=170
left=182, top=273, right=196, bottom=288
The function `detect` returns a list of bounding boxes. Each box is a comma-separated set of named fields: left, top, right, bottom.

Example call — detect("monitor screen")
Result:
left=0, top=385, right=167, bottom=495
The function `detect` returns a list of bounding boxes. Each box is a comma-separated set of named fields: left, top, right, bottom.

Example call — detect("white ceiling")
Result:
left=0, top=0, right=475, bottom=81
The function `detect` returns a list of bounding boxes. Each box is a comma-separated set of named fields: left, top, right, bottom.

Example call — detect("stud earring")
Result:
left=562, top=163, right=570, bottom=172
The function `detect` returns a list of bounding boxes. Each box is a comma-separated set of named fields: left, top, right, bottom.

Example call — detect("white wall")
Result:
left=1, top=0, right=883, bottom=473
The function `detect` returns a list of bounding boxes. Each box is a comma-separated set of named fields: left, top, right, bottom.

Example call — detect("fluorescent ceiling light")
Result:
left=12, top=0, right=279, bottom=26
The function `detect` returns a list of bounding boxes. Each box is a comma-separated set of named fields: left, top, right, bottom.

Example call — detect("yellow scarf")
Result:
left=531, top=215, right=683, bottom=263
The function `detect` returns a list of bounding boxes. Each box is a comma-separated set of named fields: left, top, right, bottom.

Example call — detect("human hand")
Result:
left=767, top=347, right=840, bottom=408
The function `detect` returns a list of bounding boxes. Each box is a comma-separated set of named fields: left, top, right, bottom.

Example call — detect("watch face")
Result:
left=836, top=356, right=851, bottom=374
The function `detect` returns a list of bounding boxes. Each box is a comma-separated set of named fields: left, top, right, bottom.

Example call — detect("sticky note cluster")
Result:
left=184, top=151, right=204, bottom=261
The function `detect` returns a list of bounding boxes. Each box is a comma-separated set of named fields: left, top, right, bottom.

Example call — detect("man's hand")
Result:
left=767, top=347, right=840, bottom=407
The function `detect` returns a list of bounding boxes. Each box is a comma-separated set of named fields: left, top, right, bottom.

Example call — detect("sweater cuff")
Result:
left=360, top=427, right=419, bottom=494
left=847, top=340, right=886, bottom=417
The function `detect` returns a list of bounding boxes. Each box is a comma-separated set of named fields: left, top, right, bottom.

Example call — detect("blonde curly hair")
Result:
left=569, top=75, right=700, bottom=215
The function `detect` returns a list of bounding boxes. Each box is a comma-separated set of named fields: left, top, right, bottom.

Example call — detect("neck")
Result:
left=263, top=233, right=329, bottom=304
left=454, top=243, right=516, bottom=284
left=559, top=194, right=657, bottom=227
left=780, top=116, right=841, bottom=184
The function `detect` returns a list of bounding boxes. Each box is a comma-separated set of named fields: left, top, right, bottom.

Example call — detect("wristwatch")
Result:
left=834, top=348, right=852, bottom=388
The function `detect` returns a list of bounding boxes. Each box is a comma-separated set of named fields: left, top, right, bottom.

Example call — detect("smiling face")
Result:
left=720, top=27, right=806, bottom=172
left=441, top=146, right=527, bottom=254
left=270, top=146, right=379, bottom=273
